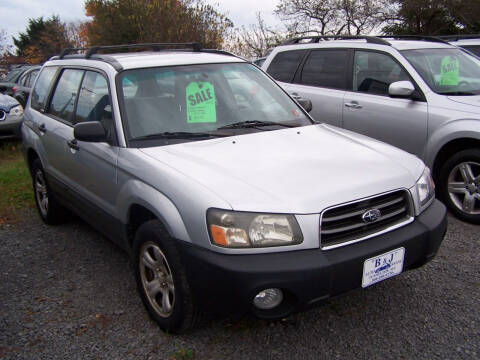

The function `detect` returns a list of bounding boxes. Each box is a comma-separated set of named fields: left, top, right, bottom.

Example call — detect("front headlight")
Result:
left=416, top=167, right=435, bottom=209
left=207, top=209, right=303, bottom=248
left=9, top=105, right=24, bottom=116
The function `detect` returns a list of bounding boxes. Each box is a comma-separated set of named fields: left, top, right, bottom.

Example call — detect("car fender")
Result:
left=425, top=118, right=480, bottom=169
left=117, top=179, right=192, bottom=243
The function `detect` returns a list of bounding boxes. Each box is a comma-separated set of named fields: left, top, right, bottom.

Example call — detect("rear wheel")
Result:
left=133, top=220, right=200, bottom=333
left=31, top=159, right=67, bottom=225
left=438, top=149, right=480, bottom=224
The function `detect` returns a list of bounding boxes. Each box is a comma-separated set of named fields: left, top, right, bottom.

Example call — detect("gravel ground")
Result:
left=0, top=210, right=479, bottom=359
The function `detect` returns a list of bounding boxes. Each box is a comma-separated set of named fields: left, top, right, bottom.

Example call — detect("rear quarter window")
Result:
left=31, top=67, right=58, bottom=111
left=266, top=50, right=307, bottom=83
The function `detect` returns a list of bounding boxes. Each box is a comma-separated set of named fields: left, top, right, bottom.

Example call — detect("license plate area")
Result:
left=362, top=247, right=405, bottom=288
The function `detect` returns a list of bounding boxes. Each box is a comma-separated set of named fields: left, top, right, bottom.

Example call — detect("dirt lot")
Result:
left=0, top=208, right=479, bottom=359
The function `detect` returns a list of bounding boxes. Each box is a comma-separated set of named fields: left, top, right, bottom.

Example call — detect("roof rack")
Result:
left=281, top=35, right=391, bottom=46
left=378, top=35, right=449, bottom=44
left=437, top=34, right=480, bottom=41
left=84, top=42, right=202, bottom=58
left=51, top=42, right=243, bottom=71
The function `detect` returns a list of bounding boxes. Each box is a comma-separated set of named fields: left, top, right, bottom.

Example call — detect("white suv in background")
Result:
left=262, top=35, right=480, bottom=223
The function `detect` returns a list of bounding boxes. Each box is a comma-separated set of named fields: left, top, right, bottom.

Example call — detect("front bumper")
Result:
left=0, top=115, right=23, bottom=139
left=177, top=199, right=447, bottom=319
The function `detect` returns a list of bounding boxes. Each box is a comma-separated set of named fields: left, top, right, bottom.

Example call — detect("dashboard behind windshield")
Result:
left=402, top=48, right=480, bottom=95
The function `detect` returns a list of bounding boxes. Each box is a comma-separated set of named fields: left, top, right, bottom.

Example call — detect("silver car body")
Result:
left=262, top=40, right=480, bottom=171
left=22, top=52, right=429, bottom=255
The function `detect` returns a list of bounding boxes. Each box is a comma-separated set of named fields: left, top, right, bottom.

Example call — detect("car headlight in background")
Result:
left=207, top=209, right=303, bottom=248
left=9, top=105, right=24, bottom=117
left=416, top=167, right=435, bottom=209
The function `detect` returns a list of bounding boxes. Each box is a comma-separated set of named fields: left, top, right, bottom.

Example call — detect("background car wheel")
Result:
left=133, top=220, right=200, bottom=333
left=31, top=159, right=67, bottom=225
left=438, top=149, right=480, bottom=224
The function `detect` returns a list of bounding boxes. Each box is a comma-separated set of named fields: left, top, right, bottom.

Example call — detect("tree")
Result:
left=13, top=16, right=72, bottom=63
left=84, top=0, right=232, bottom=48
left=0, top=29, right=13, bottom=56
left=225, top=13, right=287, bottom=58
left=275, top=0, right=387, bottom=36
left=382, top=0, right=480, bottom=35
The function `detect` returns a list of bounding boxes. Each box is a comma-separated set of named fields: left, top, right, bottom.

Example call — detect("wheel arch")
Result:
left=432, top=137, right=480, bottom=181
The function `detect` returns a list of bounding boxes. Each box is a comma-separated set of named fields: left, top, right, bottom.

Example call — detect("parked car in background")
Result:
left=262, top=35, right=480, bottom=224
left=0, top=94, right=24, bottom=139
left=12, top=66, right=41, bottom=107
left=21, top=43, right=446, bottom=333
left=439, top=35, right=480, bottom=57
left=0, top=66, right=38, bottom=99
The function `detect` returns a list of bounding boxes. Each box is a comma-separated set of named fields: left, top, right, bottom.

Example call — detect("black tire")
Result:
left=133, top=220, right=200, bottom=333
left=31, top=159, right=67, bottom=225
left=437, top=149, right=480, bottom=224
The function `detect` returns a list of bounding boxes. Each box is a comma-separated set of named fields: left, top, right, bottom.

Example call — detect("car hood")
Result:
left=0, top=94, right=20, bottom=111
left=447, top=95, right=480, bottom=108
left=140, top=124, right=424, bottom=214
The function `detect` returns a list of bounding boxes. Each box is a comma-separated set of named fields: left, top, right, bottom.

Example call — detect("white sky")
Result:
left=0, top=0, right=281, bottom=45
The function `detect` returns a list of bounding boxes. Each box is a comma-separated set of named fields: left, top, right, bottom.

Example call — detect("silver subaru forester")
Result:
left=21, top=43, right=446, bottom=333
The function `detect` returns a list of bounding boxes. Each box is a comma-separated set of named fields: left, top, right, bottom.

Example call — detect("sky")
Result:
left=0, top=0, right=282, bottom=45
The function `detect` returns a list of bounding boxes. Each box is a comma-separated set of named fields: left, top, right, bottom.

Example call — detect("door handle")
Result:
left=345, top=102, right=362, bottom=109
left=38, top=123, right=47, bottom=133
left=67, top=139, right=79, bottom=151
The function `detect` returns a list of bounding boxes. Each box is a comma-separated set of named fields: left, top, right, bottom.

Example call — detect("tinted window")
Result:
left=4, top=68, right=23, bottom=82
left=26, top=70, right=39, bottom=88
left=353, top=51, right=410, bottom=95
left=267, top=50, right=306, bottom=83
left=31, top=67, right=57, bottom=111
left=48, top=69, right=84, bottom=123
left=299, top=50, right=348, bottom=89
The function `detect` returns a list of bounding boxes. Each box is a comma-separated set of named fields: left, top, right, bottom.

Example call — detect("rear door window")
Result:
left=31, top=67, right=58, bottom=111
left=266, top=50, right=307, bottom=83
left=48, top=69, right=84, bottom=124
left=298, top=50, right=348, bottom=90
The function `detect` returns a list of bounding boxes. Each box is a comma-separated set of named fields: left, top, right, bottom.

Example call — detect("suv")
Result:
left=440, top=35, right=480, bottom=57
left=262, top=35, right=480, bottom=223
left=22, top=43, right=446, bottom=333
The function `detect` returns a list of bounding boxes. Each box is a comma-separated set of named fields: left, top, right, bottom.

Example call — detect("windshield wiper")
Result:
left=131, top=131, right=229, bottom=141
left=217, top=120, right=296, bottom=130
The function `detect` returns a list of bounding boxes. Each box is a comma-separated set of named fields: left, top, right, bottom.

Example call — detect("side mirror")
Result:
left=388, top=81, right=415, bottom=98
left=74, top=121, right=106, bottom=142
left=291, top=93, right=313, bottom=112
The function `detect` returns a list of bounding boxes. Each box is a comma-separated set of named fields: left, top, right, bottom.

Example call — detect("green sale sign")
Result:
left=185, top=81, right=217, bottom=123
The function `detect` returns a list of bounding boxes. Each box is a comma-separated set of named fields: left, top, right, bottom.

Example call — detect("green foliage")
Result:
left=84, top=0, right=232, bottom=48
left=12, top=16, right=72, bottom=63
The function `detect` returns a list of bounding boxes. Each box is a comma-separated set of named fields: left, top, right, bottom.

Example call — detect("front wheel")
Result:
left=438, top=149, right=480, bottom=224
left=133, top=220, right=200, bottom=333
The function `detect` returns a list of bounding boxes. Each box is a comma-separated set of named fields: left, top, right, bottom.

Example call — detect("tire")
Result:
left=31, top=159, right=67, bottom=225
left=133, top=220, right=200, bottom=333
left=437, top=149, right=480, bottom=224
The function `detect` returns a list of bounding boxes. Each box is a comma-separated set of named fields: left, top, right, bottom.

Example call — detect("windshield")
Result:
left=401, top=48, right=480, bottom=95
left=118, top=63, right=311, bottom=145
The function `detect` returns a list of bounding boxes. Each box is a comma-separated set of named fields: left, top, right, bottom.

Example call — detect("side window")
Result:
left=26, top=70, right=39, bottom=88
left=266, top=50, right=307, bottom=83
left=48, top=69, right=84, bottom=123
left=353, top=51, right=410, bottom=96
left=31, top=67, right=58, bottom=111
left=75, top=71, right=111, bottom=125
left=299, top=50, right=348, bottom=89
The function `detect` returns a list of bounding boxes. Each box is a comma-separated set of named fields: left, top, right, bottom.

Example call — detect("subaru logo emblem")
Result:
left=362, top=209, right=381, bottom=223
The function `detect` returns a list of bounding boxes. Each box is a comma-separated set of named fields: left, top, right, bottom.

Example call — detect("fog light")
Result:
left=253, top=288, right=283, bottom=310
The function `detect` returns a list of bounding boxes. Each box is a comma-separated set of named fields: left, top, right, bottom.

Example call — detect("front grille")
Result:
left=320, top=190, right=412, bottom=250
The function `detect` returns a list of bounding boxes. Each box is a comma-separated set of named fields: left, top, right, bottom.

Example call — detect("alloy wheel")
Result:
left=447, top=161, right=480, bottom=215
left=34, top=170, right=49, bottom=216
